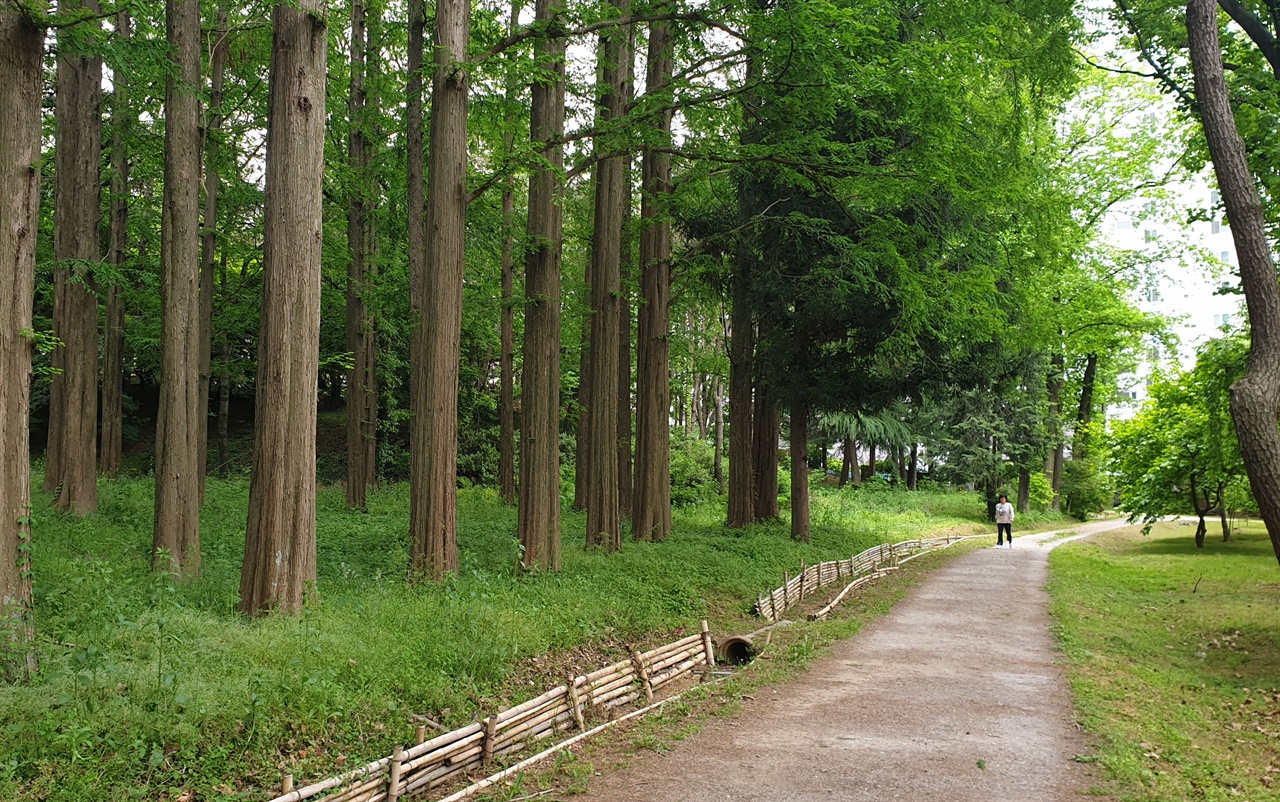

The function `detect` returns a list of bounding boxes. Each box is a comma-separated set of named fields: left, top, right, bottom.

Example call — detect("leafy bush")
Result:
left=669, top=431, right=719, bottom=506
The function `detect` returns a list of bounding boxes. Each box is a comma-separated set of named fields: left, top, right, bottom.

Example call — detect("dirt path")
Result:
left=581, top=519, right=1130, bottom=802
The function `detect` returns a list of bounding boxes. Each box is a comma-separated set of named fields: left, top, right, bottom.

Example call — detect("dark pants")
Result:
left=997, top=523, right=1012, bottom=544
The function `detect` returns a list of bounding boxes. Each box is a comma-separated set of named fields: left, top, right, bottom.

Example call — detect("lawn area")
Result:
left=1, top=475, right=1014, bottom=801
left=1049, top=520, right=1280, bottom=802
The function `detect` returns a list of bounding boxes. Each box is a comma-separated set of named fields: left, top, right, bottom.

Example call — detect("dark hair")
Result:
left=998, top=494, right=1008, bottom=502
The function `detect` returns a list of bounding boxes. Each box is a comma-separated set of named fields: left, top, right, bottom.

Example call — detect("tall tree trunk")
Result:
left=726, top=274, right=754, bottom=526
left=617, top=158, right=634, bottom=517
left=101, top=8, right=130, bottom=481
left=497, top=0, right=520, bottom=506
left=1074, top=353, right=1097, bottom=460
left=839, top=436, right=852, bottom=488
left=197, top=5, right=228, bottom=501
left=405, top=0, right=426, bottom=506
left=1188, top=0, right=1280, bottom=566
left=752, top=382, right=779, bottom=520
left=573, top=230, right=590, bottom=512
left=713, top=378, right=724, bottom=491
left=238, top=0, right=327, bottom=614
left=1016, top=467, right=1030, bottom=513
left=49, top=0, right=102, bottom=513
left=865, top=442, right=877, bottom=480
left=345, top=0, right=378, bottom=509
left=154, top=0, right=204, bottom=575
left=584, top=0, right=629, bottom=550
left=410, top=0, right=469, bottom=580
left=907, top=442, right=919, bottom=490
left=1220, top=500, right=1230, bottom=542
left=633, top=11, right=674, bottom=543
left=0, top=0, right=42, bottom=681
left=1045, top=352, right=1065, bottom=509
left=790, top=401, right=809, bottom=542
left=216, top=254, right=231, bottom=478
left=519, top=0, right=565, bottom=571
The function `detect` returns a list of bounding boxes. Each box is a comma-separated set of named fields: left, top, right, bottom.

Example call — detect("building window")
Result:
left=1145, top=287, right=1161, bottom=302
left=1212, top=219, right=1221, bottom=234
left=1222, top=250, right=1231, bottom=263
left=1145, top=229, right=1158, bottom=242
left=1211, top=190, right=1221, bottom=206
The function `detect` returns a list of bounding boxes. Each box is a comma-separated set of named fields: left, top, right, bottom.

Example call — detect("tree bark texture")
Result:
left=790, top=402, right=809, bottom=542
left=154, top=0, right=204, bottom=575
left=346, top=0, right=377, bottom=509
left=238, top=0, right=327, bottom=614
left=633, top=13, right=674, bottom=543
left=406, top=0, right=426, bottom=480
left=49, top=0, right=102, bottom=513
left=217, top=253, right=231, bottom=477
left=0, top=0, right=42, bottom=681
left=197, top=4, right=229, bottom=501
left=907, top=442, right=919, bottom=490
left=410, top=0, right=469, bottom=580
left=497, top=0, right=520, bottom=506
left=617, top=145, right=634, bottom=517
left=1074, top=352, right=1097, bottom=460
left=1016, top=468, right=1030, bottom=513
left=573, top=228, right=590, bottom=512
left=713, top=379, right=724, bottom=490
left=752, top=382, right=780, bottom=521
left=726, top=210, right=754, bottom=526
left=585, top=0, right=630, bottom=550
left=519, top=0, right=566, bottom=571
left=1187, top=0, right=1280, bottom=566
left=101, top=8, right=130, bottom=481
left=839, top=437, right=852, bottom=488
left=1045, top=352, right=1064, bottom=509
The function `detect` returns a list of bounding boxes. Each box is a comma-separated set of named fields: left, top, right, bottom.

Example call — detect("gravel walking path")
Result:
left=581, top=520, right=1129, bottom=802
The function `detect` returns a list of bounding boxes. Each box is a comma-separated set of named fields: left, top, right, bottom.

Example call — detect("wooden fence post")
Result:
left=700, top=620, right=716, bottom=681
left=782, top=570, right=791, bottom=608
left=631, top=650, right=654, bottom=702
left=386, top=746, right=405, bottom=802
left=415, top=724, right=427, bottom=745
left=568, top=676, right=586, bottom=731
left=482, top=715, right=499, bottom=766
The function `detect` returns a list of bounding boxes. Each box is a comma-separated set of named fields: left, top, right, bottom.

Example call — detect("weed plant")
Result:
left=1049, top=521, right=1280, bottom=801
left=1, top=474, right=1015, bottom=801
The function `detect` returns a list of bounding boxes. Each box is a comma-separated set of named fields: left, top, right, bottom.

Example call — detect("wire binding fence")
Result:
left=755, top=535, right=978, bottom=622
left=268, top=622, right=718, bottom=802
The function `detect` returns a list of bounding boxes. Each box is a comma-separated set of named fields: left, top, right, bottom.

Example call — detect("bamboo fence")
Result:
left=755, top=535, right=978, bottom=622
left=267, top=622, right=718, bottom=802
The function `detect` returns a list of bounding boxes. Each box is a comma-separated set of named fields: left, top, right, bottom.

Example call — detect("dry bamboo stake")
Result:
left=631, top=650, right=654, bottom=702
left=482, top=716, right=498, bottom=766
left=416, top=725, right=427, bottom=745
left=282, top=775, right=294, bottom=794
left=782, top=570, right=791, bottom=607
left=567, top=676, right=586, bottom=731
left=700, top=620, right=715, bottom=681
left=799, top=561, right=806, bottom=599
left=385, top=746, right=405, bottom=802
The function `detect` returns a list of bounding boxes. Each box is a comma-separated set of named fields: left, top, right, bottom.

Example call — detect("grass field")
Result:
left=1049, top=520, right=1280, bottom=802
left=0, top=474, right=1020, bottom=801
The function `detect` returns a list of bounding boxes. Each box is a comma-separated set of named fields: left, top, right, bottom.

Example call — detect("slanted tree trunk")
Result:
left=1220, top=500, right=1230, bottom=542
left=584, top=0, right=629, bottom=550
left=1188, top=0, right=1280, bottom=566
left=197, top=4, right=228, bottom=501
left=0, top=0, right=42, bottom=681
left=410, top=0, right=469, bottom=580
left=238, top=0, right=327, bottom=614
left=752, top=382, right=779, bottom=521
left=790, top=401, right=809, bottom=542
left=49, top=0, right=102, bottom=513
left=345, top=0, right=377, bottom=509
left=519, top=0, right=566, bottom=571
left=632, top=11, right=673, bottom=543
left=154, top=0, right=204, bottom=575
left=101, top=8, right=130, bottom=481
left=497, top=0, right=520, bottom=506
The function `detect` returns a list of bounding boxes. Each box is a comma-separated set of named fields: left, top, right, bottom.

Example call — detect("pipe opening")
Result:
left=719, top=636, right=755, bottom=665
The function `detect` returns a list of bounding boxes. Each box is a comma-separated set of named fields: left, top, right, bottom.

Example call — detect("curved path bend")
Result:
left=583, top=520, right=1129, bottom=802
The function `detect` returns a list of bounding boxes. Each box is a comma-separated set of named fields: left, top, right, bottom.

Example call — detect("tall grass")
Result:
left=2, top=475, right=1001, bottom=801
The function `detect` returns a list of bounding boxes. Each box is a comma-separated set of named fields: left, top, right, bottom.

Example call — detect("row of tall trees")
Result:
left=1, top=0, right=1204, bottom=679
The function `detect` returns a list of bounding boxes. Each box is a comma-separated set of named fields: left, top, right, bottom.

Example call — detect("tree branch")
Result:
left=1218, top=0, right=1280, bottom=79
left=1114, top=0, right=1198, bottom=109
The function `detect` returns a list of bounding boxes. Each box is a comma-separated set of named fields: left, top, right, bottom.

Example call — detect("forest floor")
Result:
left=514, top=521, right=1131, bottom=802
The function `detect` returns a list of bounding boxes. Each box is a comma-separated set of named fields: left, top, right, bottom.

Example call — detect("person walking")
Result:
left=995, top=494, right=1014, bottom=547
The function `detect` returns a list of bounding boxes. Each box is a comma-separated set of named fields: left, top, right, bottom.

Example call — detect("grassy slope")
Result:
left=1049, top=521, right=1280, bottom=802
left=1, top=476, right=1014, bottom=801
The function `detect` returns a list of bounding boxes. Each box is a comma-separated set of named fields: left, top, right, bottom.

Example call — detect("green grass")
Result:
left=2, top=474, right=1007, bottom=801
left=1049, top=521, right=1280, bottom=802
